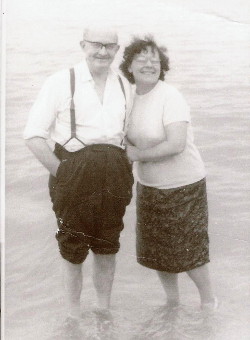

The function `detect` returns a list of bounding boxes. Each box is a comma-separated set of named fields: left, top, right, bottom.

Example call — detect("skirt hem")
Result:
left=137, top=258, right=210, bottom=273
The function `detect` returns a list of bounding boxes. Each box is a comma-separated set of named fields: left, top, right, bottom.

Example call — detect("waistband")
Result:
left=55, top=143, right=125, bottom=157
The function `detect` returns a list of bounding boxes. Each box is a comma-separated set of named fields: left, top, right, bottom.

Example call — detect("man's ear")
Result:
left=112, top=44, right=120, bottom=55
left=80, top=41, right=85, bottom=50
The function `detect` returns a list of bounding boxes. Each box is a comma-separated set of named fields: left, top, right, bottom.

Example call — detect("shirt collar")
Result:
left=75, top=59, right=117, bottom=83
left=74, top=59, right=92, bottom=82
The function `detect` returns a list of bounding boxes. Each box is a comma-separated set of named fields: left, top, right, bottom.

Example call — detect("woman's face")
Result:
left=129, top=46, right=161, bottom=86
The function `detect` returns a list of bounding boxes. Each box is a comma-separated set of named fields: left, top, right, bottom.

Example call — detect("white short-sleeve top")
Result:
left=127, top=80, right=206, bottom=189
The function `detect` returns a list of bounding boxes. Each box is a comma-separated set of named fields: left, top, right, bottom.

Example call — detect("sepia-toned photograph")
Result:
left=3, top=0, right=250, bottom=339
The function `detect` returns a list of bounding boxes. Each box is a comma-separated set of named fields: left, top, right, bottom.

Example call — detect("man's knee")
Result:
left=93, top=254, right=116, bottom=272
left=62, top=258, right=83, bottom=275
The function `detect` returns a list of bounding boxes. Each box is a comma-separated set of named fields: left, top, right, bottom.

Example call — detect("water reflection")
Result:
left=132, top=305, right=220, bottom=340
left=49, top=304, right=231, bottom=340
left=48, top=299, right=250, bottom=339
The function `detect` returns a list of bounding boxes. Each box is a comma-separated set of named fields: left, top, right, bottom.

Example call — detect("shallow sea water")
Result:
left=5, top=0, right=250, bottom=339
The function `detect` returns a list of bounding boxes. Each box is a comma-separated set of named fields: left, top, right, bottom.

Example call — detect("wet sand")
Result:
left=5, top=0, right=250, bottom=339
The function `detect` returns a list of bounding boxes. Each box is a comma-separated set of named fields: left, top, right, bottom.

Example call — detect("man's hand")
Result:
left=50, top=161, right=61, bottom=178
left=126, top=145, right=141, bottom=162
left=25, top=137, right=61, bottom=177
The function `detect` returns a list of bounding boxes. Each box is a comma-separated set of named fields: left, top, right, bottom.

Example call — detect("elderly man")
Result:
left=24, top=26, right=133, bottom=320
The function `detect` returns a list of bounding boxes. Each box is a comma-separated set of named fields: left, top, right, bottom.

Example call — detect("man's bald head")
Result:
left=83, top=25, right=118, bottom=44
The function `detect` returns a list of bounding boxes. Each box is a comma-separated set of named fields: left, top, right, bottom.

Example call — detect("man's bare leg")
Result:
left=93, top=254, right=116, bottom=309
left=62, top=259, right=83, bottom=318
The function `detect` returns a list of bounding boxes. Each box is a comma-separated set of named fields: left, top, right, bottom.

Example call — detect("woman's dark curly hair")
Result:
left=120, top=35, right=170, bottom=84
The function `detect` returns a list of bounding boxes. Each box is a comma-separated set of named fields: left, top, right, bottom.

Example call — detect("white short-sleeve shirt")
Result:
left=23, top=60, right=133, bottom=151
left=127, top=81, right=206, bottom=189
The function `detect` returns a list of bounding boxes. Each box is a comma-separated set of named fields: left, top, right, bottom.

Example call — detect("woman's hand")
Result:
left=126, top=145, right=141, bottom=162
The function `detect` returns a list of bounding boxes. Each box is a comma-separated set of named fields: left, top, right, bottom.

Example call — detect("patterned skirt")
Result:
left=136, top=178, right=209, bottom=273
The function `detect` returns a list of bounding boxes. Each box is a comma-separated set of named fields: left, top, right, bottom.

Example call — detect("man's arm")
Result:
left=25, top=137, right=60, bottom=177
left=24, top=73, right=65, bottom=176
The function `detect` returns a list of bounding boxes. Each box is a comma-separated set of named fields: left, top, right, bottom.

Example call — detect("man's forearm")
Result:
left=25, top=137, right=60, bottom=177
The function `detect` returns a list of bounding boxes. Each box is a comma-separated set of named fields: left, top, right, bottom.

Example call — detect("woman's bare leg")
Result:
left=187, top=263, right=216, bottom=309
left=157, top=271, right=180, bottom=306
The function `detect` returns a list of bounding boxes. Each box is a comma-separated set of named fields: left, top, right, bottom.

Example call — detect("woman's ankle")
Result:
left=201, top=296, right=218, bottom=312
left=166, top=298, right=180, bottom=307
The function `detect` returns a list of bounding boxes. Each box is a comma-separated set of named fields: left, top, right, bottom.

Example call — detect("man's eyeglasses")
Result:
left=84, top=40, right=118, bottom=51
left=134, top=57, right=161, bottom=65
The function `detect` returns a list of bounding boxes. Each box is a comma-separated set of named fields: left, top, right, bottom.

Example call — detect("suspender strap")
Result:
left=118, top=75, right=127, bottom=146
left=64, top=70, right=127, bottom=148
left=70, top=68, right=76, bottom=139
left=118, top=75, right=126, bottom=110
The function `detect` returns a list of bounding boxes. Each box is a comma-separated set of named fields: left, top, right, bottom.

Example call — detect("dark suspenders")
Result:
left=69, top=68, right=76, bottom=140
left=118, top=75, right=127, bottom=145
left=63, top=68, right=84, bottom=146
left=63, top=68, right=127, bottom=147
left=118, top=75, right=126, bottom=109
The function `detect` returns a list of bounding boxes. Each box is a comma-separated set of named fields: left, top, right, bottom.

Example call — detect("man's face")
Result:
left=81, top=30, right=119, bottom=73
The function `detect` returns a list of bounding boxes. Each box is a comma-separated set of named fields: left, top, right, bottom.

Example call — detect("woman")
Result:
left=120, top=36, right=217, bottom=311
